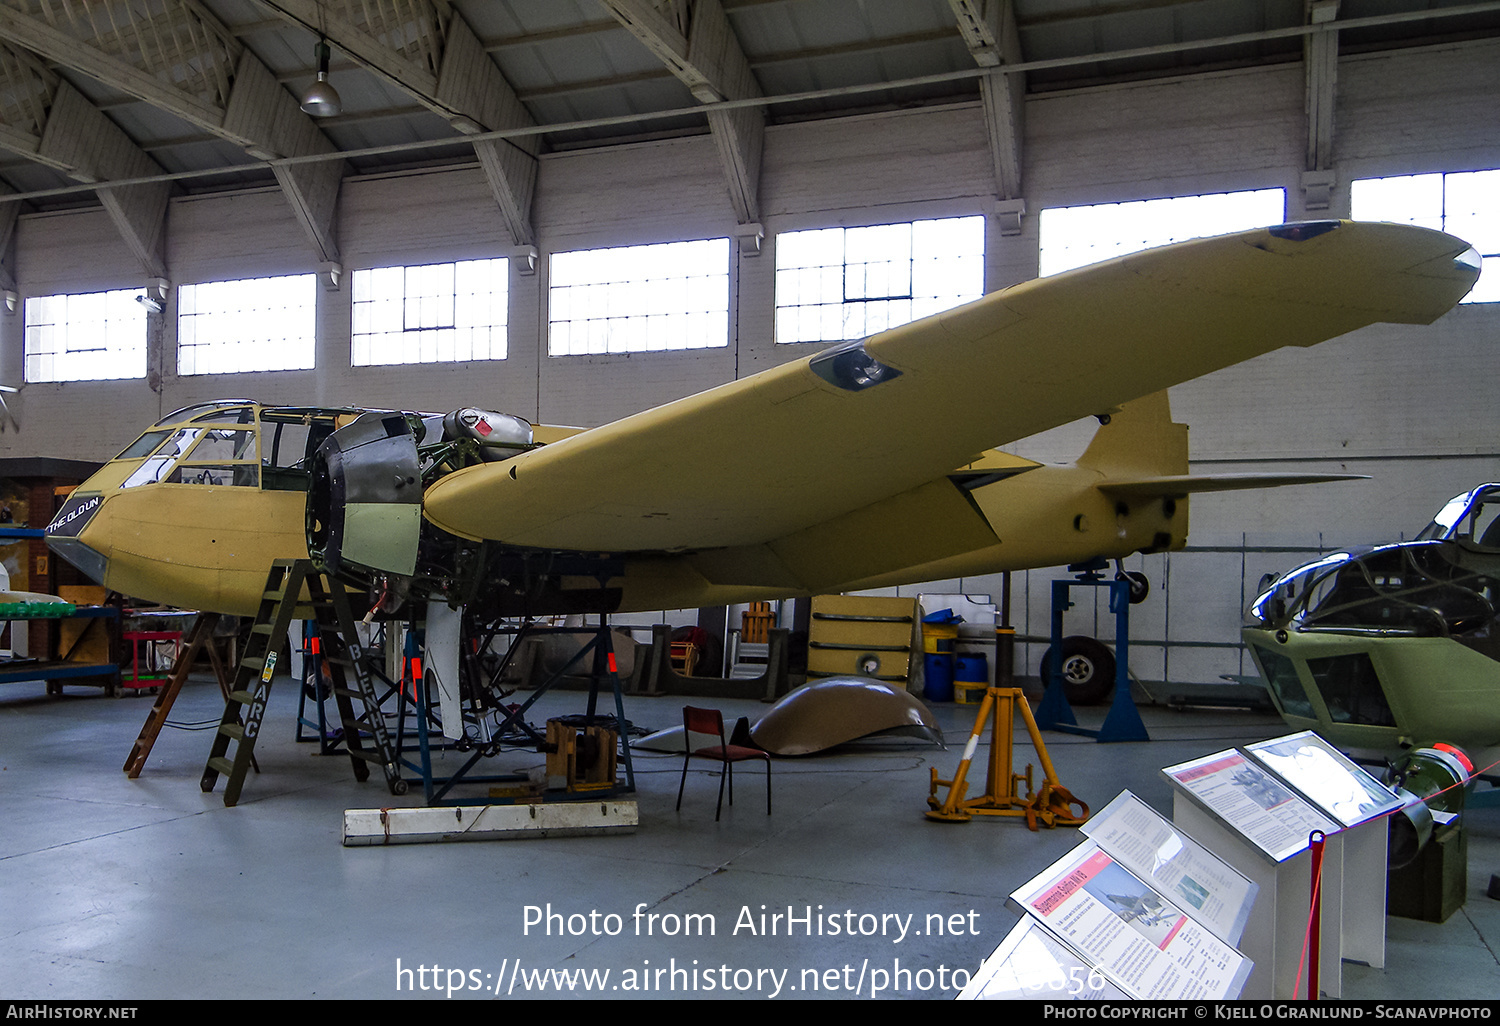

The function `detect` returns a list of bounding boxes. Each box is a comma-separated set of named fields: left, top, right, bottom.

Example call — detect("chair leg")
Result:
left=677, top=753, right=690, bottom=811
left=715, top=763, right=728, bottom=821
left=766, top=760, right=771, bottom=815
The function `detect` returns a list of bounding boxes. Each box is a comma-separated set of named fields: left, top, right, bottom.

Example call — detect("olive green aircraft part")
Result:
left=1244, top=628, right=1500, bottom=752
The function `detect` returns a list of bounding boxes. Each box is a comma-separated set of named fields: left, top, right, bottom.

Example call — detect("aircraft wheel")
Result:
left=1118, top=570, right=1150, bottom=604
left=1041, top=635, right=1116, bottom=706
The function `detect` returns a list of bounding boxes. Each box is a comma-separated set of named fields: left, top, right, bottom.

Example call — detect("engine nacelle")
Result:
left=442, top=407, right=533, bottom=460
left=306, top=412, right=423, bottom=578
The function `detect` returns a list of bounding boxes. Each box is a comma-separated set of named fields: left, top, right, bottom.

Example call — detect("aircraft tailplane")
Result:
left=1079, top=391, right=1365, bottom=501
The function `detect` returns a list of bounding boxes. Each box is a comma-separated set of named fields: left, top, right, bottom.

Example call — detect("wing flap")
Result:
left=424, top=222, right=1477, bottom=552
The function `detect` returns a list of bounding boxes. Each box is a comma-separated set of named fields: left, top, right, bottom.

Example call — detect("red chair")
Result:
left=676, top=706, right=771, bottom=821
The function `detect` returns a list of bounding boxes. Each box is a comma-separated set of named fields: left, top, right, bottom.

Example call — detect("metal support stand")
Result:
left=926, top=686, right=1089, bottom=828
left=411, top=615, right=637, bottom=808
left=1034, top=568, right=1149, bottom=743
left=641, top=624, right=791, bottom=700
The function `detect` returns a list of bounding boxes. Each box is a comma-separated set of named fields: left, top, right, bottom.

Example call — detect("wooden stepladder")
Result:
left=200, top=560, right=403, bottom=807
left=124, top=611, right=232, bottom=778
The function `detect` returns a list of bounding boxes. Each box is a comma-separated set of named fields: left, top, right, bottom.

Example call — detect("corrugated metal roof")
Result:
left=0, top=0, right=1492, bottom=210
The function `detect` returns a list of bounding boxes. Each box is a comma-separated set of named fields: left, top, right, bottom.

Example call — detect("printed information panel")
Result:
left=960, top=916, right=1128, bottom=1000
left=1082, top=790, right=1258, bottom=946
left=1009, top=842, right=1253, bottom=1000
left=1161, top=749, right=1340, bottom=863
left=1244, top=731, right=1405, bottom=828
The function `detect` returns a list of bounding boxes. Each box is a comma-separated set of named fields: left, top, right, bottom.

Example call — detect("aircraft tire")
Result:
left=1041, top=635, right=1116, bottom=706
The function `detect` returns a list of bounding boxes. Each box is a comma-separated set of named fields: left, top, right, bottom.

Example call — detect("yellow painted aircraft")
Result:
left=45, top=221, right=1480, bottom=624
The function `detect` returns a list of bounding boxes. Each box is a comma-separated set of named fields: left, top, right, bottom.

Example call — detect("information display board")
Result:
left=1162, top=748, right=1339, bottom=863
left=1244, top=731, right=1405, bottom=828
left=959, top=917, right=1127, bottom=1000
left=1082, top=790, right=1258, bottom=946
left=1008, top=841, right=1253, bottom=1000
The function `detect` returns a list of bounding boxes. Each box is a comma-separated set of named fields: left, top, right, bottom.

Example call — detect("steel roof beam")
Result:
left=40, top=80, right=171, bottom=279
left=950, top=0, right=1025, bottom=206
left=0, top=41, right=168, bottom=278
left=601, top=0, right=766, bottom=227
left=256, top=0, right=539, bottom=248
left=0, top=1, right=343, bottom=266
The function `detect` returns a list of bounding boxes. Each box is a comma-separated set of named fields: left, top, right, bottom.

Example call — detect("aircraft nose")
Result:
left=45, top=491, right=110, bottom=585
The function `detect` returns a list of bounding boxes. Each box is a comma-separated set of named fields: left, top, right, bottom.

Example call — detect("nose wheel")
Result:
left=1115, top=562, right=1150, bottom=604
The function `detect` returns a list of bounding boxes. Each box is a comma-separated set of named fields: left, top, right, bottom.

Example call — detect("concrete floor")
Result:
left=1, top=674, right=1497, bottom=1001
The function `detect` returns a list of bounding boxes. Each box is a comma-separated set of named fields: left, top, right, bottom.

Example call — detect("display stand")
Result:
left=1163, top=748, right=1344, bottom=998
left=1243, top=731, right=1407, bottom=971
left=1081, top=790, right=1258, bottom=946
left=411, top=615, right=636, bottom=808
left=959, top=916, right=1127, bottom=1000
left=1004, top=838, right=1253, bottom=1000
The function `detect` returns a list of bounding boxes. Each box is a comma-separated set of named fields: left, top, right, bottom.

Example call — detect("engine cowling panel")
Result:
left=307, top=412, right=423, bottom=578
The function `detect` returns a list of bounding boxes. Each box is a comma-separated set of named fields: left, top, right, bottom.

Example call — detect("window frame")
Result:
left=23, top=287, right=148, bottom=383
left=351, top=256, right=510, bottom=366
left=1351, top=169, right=1499, bottom=304
left=547, top=238, right=731, bottom=357
left=773, top=215, right=987, bottom=346
left=1038, top=188, right=1288, bottom=277
left=177, top=273, right=318, bottom=376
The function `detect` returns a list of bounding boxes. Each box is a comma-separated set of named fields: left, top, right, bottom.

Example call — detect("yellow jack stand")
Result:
left=926, top=687, right=1089, bottom=830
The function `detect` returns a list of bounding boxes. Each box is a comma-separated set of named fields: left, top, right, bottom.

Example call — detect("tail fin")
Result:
left=1076, top=391, right=1188, bottom=479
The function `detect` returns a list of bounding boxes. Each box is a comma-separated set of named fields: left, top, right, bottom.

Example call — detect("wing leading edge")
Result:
left=423, top=221, right=1480, bottom=553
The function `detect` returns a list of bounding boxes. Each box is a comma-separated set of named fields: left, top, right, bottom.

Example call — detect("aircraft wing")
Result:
left=423, top=221, right=1480, bottom=553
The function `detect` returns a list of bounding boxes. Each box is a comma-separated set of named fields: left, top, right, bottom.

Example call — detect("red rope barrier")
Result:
left=1294, top=830, right=1327, bottom=1001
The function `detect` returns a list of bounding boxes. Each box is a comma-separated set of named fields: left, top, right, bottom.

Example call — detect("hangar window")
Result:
left=1038, top=189, right=1286, bottom=276
left=178, top=274, right=317, bottom=375
left=548, top=238, right=729, bottom=355
left=774, top=216, right=985, bottom=344
left=1351, top=170, right=1499, bottom=303
left=23, top=288, right=147, bottom=383
left=352, top=258, right=508, bottom=365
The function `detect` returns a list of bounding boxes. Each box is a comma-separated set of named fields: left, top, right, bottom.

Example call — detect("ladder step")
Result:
left=228, top=689, right=257, bottom=704
left=218, top=723, right=245, bottom=740
left=206, top=756, right=234, bottom=776
left=250, top=624, right=275, bottom=636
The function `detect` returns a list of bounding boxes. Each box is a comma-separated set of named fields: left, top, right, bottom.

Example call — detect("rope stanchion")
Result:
left=1294, top=829, right=1327, bottom=1001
